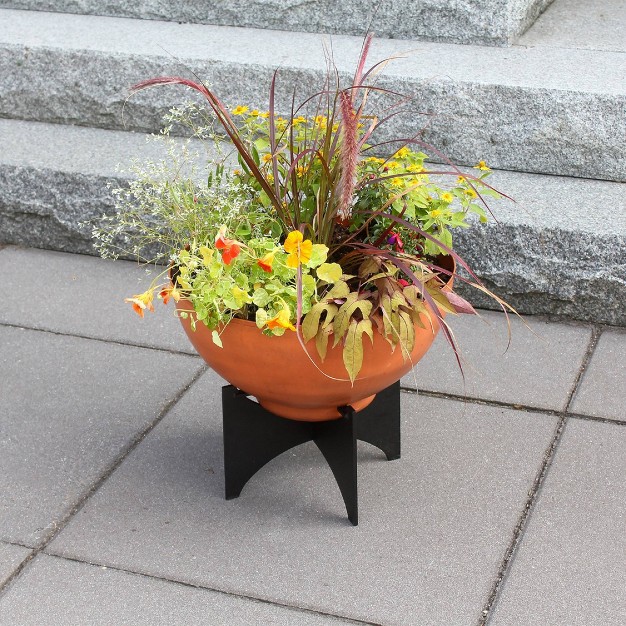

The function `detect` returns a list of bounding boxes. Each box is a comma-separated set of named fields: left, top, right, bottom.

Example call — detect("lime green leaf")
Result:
left=343, top=319, right=374, bottom=384
left=333, top=295, right=373, bottom=347
left=316, top=263, right=343, bottom=284
left=302, top=302, right=338, bottom=342
left=252, top=288, right=270, bottom=307
left=307, top=244, right=329, bottom=268
left=315, top=325, right=332, bottom=361
left=326, top=280, right=350, bottom=300
left=211, top=330, right=223, bottom=348
left=255, top=308, right=268, bottom=329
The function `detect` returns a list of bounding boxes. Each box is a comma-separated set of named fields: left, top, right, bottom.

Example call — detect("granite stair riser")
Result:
left=0, top=0, right=555, bottom=46
left=1, top=46, right=624, bottom=182
left=454, top=224, right=626, bottom=326
left=1, top=158, right=624, bottom=326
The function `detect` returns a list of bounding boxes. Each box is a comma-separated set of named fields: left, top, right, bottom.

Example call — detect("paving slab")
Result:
left=0, top=246, right=193, bottom=353
left=0, top=555, right=351, bottom=626
left=0, top=325, right=204, bottom=546
left=518, top=0, right=626, bottom=52
left=490, top=418, right=626, bottom=626
left=0, top=542, right=31, bottom=587
left=570, top=329, right=626, bottom=422
left=48, top=370, right=557, bottom=626
left=403, top=310, right=592, bottom=411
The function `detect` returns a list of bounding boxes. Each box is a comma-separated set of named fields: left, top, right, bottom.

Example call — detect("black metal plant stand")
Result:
left=222, top=381, right=401, bottom=526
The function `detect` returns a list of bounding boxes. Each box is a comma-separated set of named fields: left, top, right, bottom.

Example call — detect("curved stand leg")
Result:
left=221, top=382, right=401, bottom=525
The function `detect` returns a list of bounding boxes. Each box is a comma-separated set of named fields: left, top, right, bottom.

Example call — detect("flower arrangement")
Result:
left=93, top=36, right=507, bottom=382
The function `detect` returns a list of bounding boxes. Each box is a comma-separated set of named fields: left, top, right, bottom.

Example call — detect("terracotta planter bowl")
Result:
left=177, top=299, right=444, bottom=422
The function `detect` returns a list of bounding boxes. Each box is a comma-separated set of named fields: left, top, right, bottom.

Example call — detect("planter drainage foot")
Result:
left=221, top=381, right=401, bottom=526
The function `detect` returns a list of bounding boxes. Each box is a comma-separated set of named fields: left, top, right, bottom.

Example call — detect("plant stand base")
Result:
left=222, top=381, right=401, bottom=526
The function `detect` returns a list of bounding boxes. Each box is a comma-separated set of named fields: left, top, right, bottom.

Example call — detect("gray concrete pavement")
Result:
left=0, top=246, right=624, bottom=625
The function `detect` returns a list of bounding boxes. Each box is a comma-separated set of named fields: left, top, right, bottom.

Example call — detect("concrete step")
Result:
left=1, top=118, right=624, bottom=325
left=0, top=0, right=554, bottom=46
left=0, top=9, right=624, bottom=182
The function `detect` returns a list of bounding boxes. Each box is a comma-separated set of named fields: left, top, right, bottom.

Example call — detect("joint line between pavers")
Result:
left=0, top=321, right=198, bottom=357
left=0, top=364, right=208, bottom=600
left=563, top=327, right=604, bottom=413
left=37, top=553, right=383, bottom=626
left=479, top=326, right=604, bottom=626
left=0, top=551, right=37, bottom=601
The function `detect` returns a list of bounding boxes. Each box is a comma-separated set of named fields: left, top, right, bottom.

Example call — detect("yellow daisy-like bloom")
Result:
left=430, top=209, right=443, bottom=218
left=262, top=153, right=273, bottom=164
left=267, top=308, right=296, bottom=332
left=249, top=109, right=260, bottom=117
left=391, top=177, right=404, bottom=188
left=385, top=160, right=399, bottom=169
left=232, top=105, right=249, bottom=116
left=465, top=188, right=478, bottom=198
left=314, top=115, right=327, bottom=127
left=365, top=156, right=385, bottom=164
left=259, top=111, right=270, bottom=118
left=284, top=230, right=312, bottom=268
left=474, top=160, right=490, bottom=171
left=292, top=116, right=307, bottom=126
left=407, top=164, right=426, bottom=173
left=393, top=147, right=410, bottom=159
left=295, top=165, right=306, bottom=177
left=457, top=176, right=466, bottom=184
left=440, top=192, right=454, bottom=203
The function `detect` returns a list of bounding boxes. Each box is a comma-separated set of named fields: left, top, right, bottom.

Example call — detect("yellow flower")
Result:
left=385, top=160, right=399, bottom=169
left=125, top=288, right=155, bottom=318
left=464, top=188, right=478, bottom=198
left=284, top=230, right=313, bottom=267
left=429, top=209, right=443, bottom=218
left=391, top=177, right=404, bottom=188
left=365, top=156, right=385, bottom=164
left=474, top=160, right=490, bottom=171
left=314, top=115, right=327, bottom=127
left=232, top=105, right=249, bottom=116
left=407, top=164, right=426, bottom=173
left=249, top=109, right=260, bottom=117
left=440, top=192, right=454, bottom=203
left=267, top=308, right=296, bottom=332
left=393, top=147, right=410, bottom=159
left=262, top=153, right=273, bottom=164
left=292, top=116, right=306, bottom=125
left=456, top=176, right=466, bottom=184
left=296, top=165, right=306, bottom=177
left=259, top=111, right=270, bottom=118
left=233, top=169, right=242, bottom=177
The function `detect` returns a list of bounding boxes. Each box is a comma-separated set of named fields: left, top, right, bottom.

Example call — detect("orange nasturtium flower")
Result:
left=158, top=285, right=181, bottom=305
left=284, top=231, right=312, bottom=268
left=215, top=226, right=242, bottom=265
left=125, top=288, right=155, bottom=318
left=257, top=251, right=275, bottom=273
left=266, top=308, right=296, bottom=332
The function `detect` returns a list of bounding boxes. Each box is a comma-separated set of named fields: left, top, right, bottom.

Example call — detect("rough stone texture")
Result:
left=0, top=10, right=624, bottom=181
left=0, top=325, right=204, bottom=546
left=0, top=542, right=31, bottom=587
left=451, top=169, right=626, bottom=326
left=0, top=0, right=554, bottom=46
left=403, top=310, right=592, bottom=411
left=490, top=419, right=626, bottom=625
left=0, top=119, right=185, bottom=256
left=518, top=0, right=626, bottom=52
left=47, top=374, right=557, bottom=626
left=0, top=555, right=352, bottom=626
left=0, top=246, right=195, bottom=353
left=3, top=119, right=624, bottom=325
left=570, top=329, right=626, bottom=421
